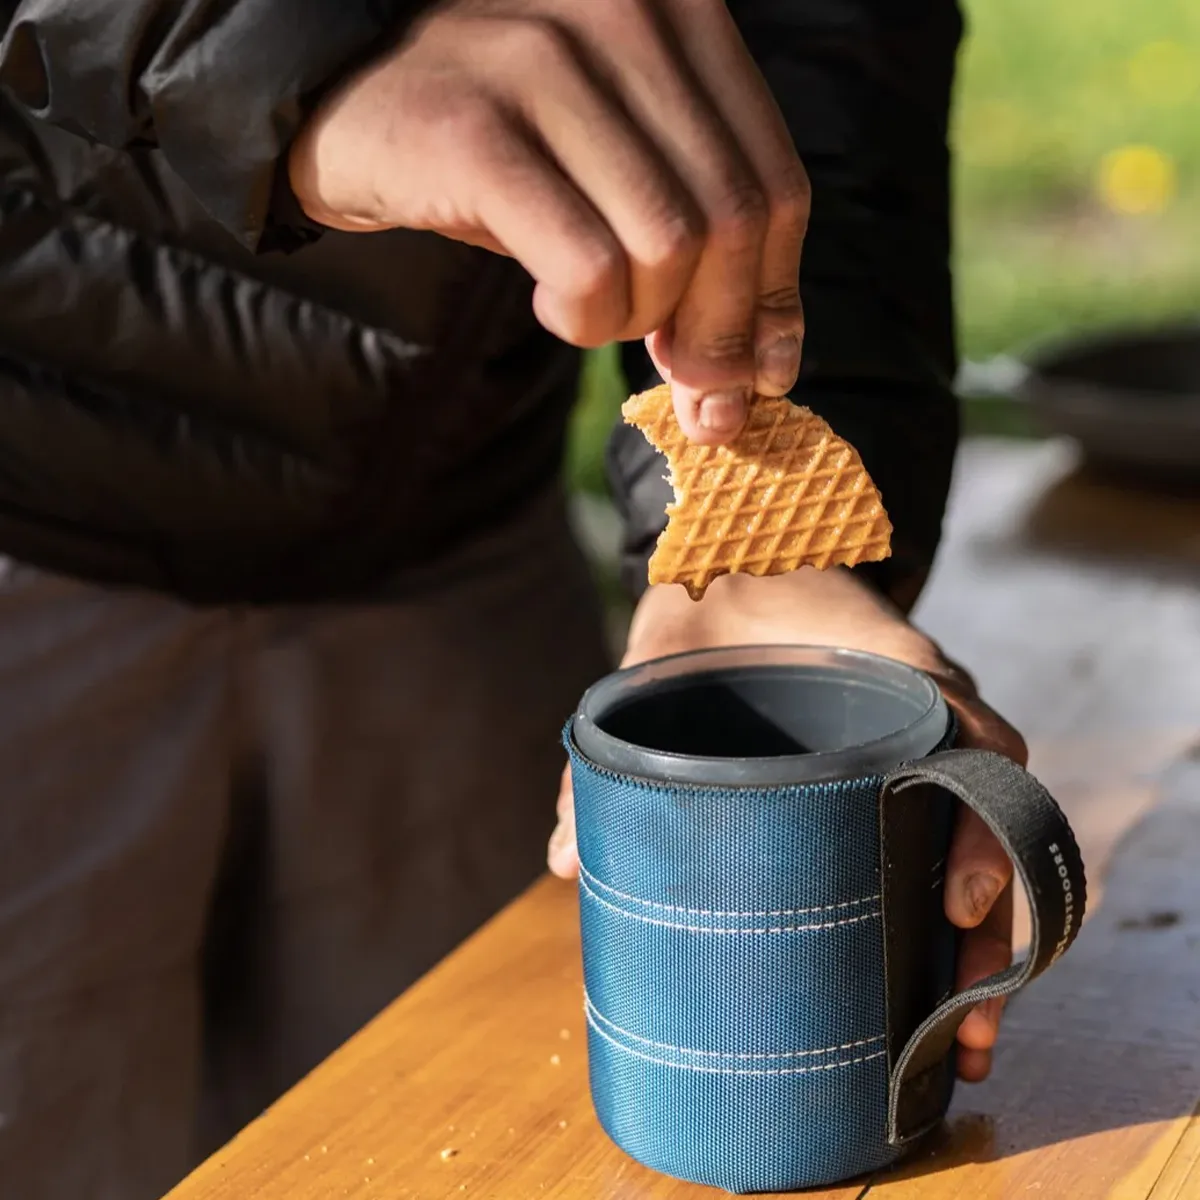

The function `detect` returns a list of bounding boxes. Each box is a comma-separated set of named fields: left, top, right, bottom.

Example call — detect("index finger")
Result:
left=667, top=1, right=809, bottom=401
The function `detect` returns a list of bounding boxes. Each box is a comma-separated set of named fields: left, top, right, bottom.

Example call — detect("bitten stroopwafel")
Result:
left=622, top=384, right=892, bottom=600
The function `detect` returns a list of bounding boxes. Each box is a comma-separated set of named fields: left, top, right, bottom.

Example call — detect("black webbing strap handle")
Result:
left=880, top=749, right=1088, bottom=1147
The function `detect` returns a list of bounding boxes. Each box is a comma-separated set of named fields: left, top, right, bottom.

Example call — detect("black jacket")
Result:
left=0, top=0, right=961, bottom=610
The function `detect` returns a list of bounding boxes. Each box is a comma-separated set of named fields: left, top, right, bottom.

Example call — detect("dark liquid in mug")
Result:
left=595, top=664, right=932, bottom=761
left=601, top=678, right=815, bottom=758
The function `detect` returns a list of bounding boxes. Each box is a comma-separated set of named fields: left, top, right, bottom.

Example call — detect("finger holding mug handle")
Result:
left=879, top=749, right=1087, bottom=1146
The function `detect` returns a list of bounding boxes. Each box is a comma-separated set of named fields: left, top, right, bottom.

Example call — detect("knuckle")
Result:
left=570, top=243, right=625, bottom=303
left=1002, top=725, right=1029, bottom=765
left=710, top=180, right=769, bottom=245
left=448, top=97, right=504, bottom=149
left=641, top=210, right=703, bottom=273
left=760, top=284, right=802, bottom=312
left=502, top=14, right=572, bottom=71
left=699, top=328, right=756, bottom=365
left=768, top=164, right=812, bottom=227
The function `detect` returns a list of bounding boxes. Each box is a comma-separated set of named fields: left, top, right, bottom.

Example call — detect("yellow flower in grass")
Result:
left=1097, top=145, right=1178, bottom=216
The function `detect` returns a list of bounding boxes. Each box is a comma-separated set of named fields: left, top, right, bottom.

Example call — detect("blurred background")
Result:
left=563, top=0, right=1200, bottom=619
left=953, top=0, right=1198, bottom=374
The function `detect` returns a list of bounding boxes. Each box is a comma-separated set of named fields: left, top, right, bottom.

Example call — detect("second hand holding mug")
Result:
left=566, top=644, right=1086, bottom=1193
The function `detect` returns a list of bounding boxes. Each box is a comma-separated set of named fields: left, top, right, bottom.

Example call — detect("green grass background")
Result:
left=565, top=0, right=1200, bottom=497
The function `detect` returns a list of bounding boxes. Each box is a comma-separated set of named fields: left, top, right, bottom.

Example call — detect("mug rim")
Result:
left=572, top=644, right=950, bottom=786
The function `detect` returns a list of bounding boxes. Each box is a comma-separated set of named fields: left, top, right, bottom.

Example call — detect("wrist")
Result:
left=624, top=568, right=942, bottom=673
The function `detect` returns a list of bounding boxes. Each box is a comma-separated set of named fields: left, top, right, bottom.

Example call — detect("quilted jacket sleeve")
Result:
left=0, top=0, right=417, bottom=251
left=608, top=0, right=964, bottom=614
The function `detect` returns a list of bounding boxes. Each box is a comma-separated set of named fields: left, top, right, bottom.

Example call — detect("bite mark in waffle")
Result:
left=622, top=384, right=893, bottom=600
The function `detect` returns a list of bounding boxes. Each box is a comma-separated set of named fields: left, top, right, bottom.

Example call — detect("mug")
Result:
left=565, top=645, right=1086, bottom=1193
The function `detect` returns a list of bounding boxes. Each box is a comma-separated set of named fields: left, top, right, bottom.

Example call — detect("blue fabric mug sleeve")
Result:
left=564, top=722, right=1088, bottom=1190
left=880, top=749, right=1089, bottom=1147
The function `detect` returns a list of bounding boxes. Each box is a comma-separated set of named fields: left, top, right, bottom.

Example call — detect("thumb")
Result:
left=644, top=328, right=748, bottom=446
left=548, top=763, right=579, bottom=879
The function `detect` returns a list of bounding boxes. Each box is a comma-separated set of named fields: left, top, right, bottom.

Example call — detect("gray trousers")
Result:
left=0, top=490, right=609, bottom=1200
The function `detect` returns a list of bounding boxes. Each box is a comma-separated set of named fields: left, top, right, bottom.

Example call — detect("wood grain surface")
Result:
left=166, top=440, right=1200, bottom=1200
left=1148, top=1106, right=1200, bottom=1199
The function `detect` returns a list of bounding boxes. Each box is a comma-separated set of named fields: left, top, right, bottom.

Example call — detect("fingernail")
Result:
left=756, top=333, right=801, bottom=395
left=964, top=873, right=1001, bottom=922
left=697, top=389, right=748, bottom=434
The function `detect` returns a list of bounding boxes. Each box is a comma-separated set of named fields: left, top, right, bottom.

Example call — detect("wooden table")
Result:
left=166, top=440, right=1200, bottom=1200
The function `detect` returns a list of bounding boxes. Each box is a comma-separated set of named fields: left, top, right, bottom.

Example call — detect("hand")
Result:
left=548, top=569, right=1024, bottom=1083
left=288, top=0, right=809, bottom=444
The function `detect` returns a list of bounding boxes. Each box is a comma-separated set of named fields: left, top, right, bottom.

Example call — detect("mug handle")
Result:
left=879, top=749, right=1087, bottom=1147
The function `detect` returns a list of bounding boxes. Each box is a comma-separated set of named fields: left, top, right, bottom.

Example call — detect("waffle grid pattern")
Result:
left=623, top=387, right=892, bottom=599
